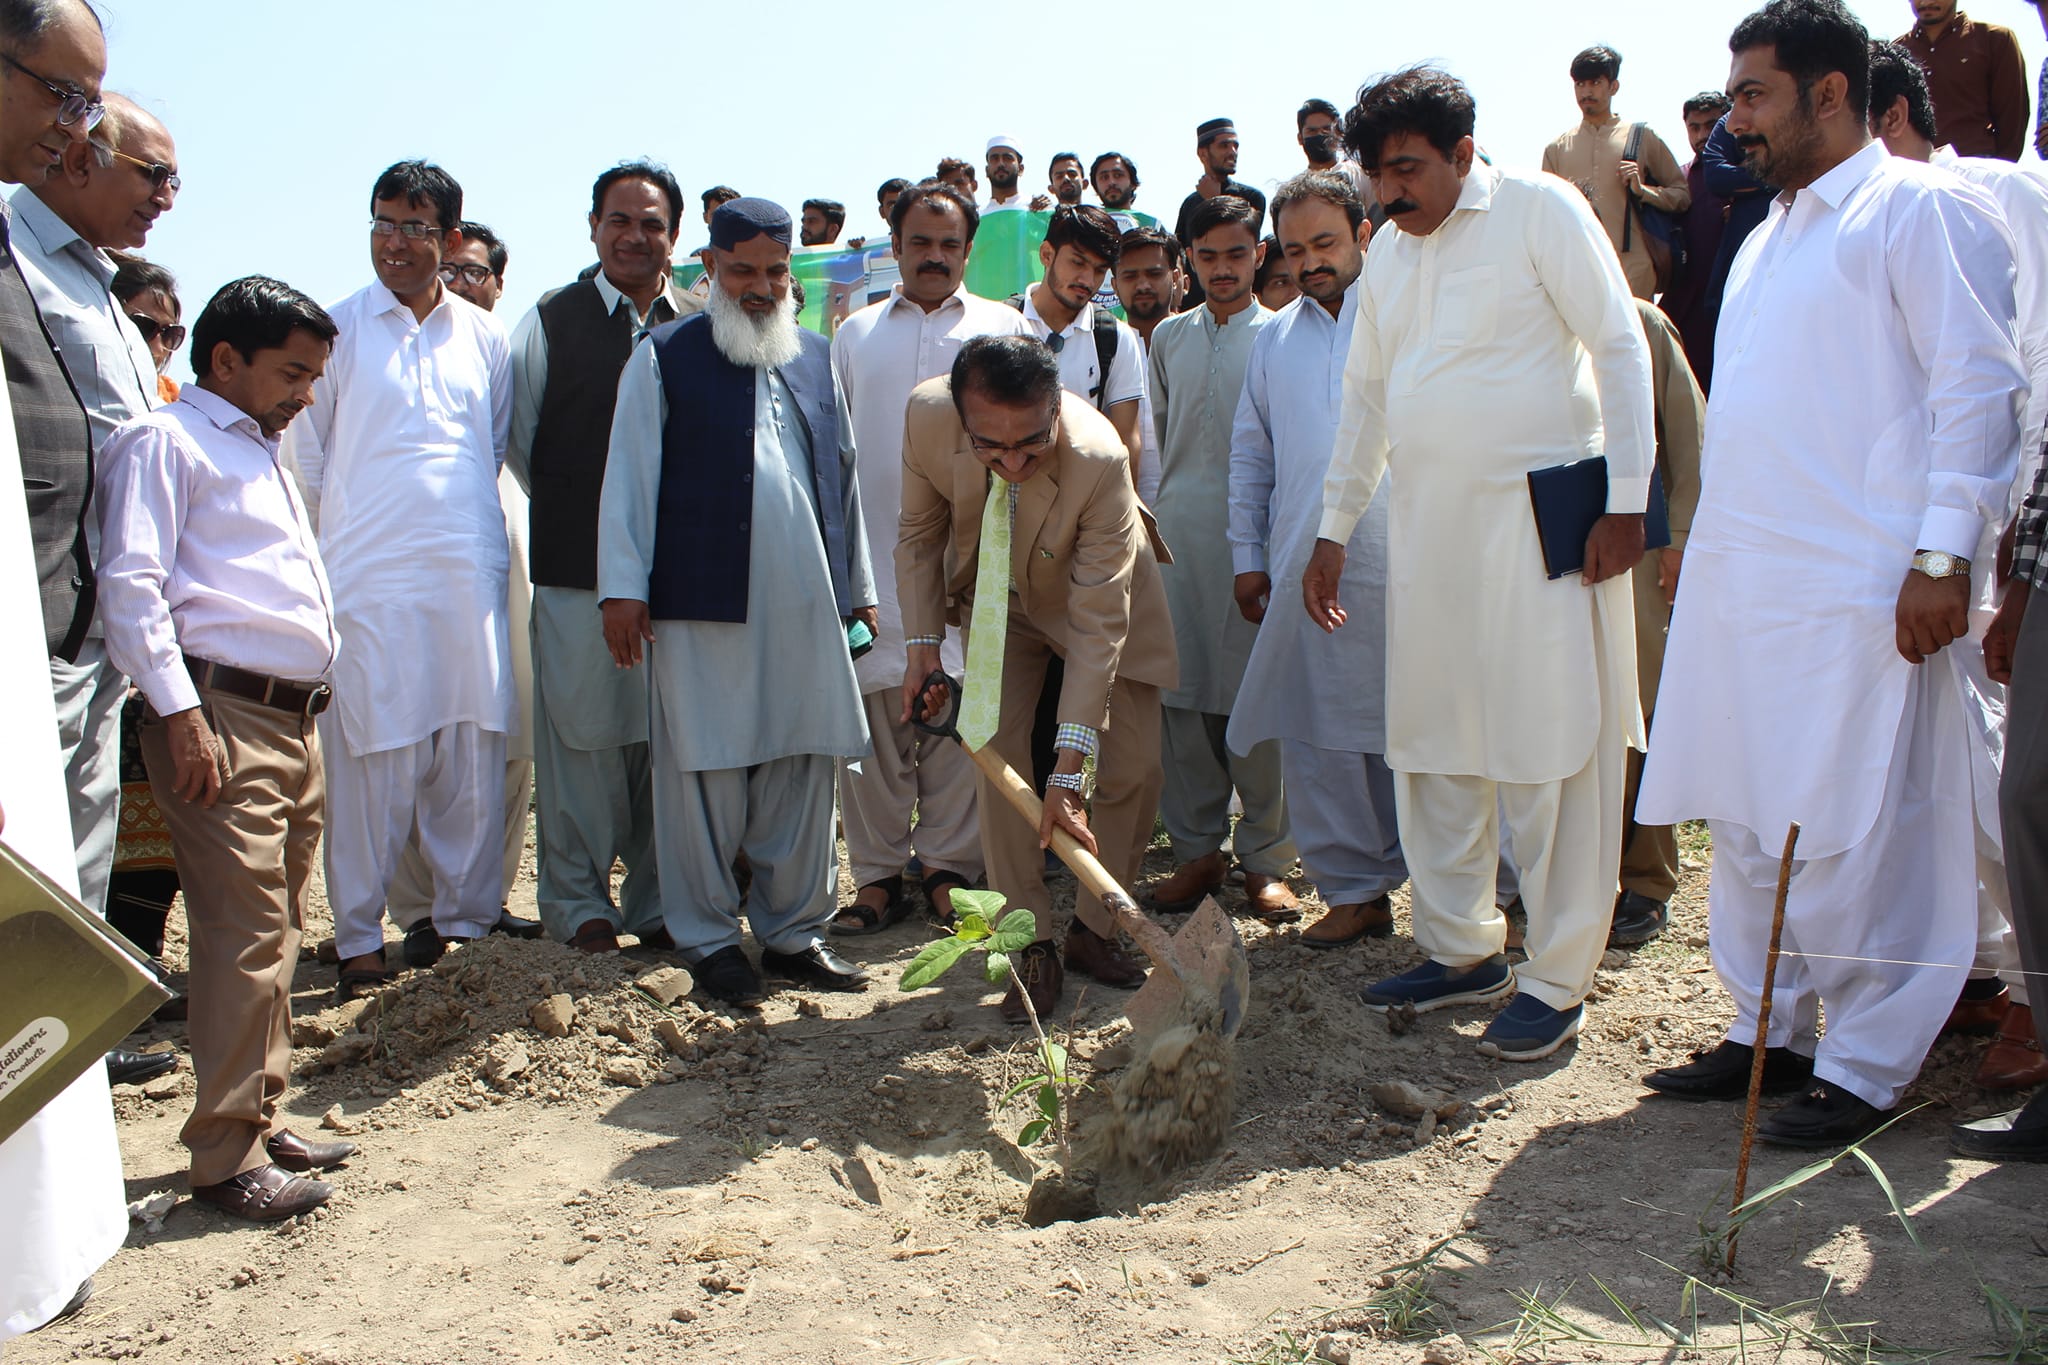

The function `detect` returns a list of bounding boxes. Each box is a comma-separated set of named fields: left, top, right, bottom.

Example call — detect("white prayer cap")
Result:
left=986, top=134, right=1021, bottom=156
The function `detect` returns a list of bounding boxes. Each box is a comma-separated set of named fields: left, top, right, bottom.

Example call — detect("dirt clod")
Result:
left=530, top=994, right=575, bottom=1038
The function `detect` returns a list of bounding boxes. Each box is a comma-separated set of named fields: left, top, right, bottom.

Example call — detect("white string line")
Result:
left=1766, top=949, right=2048, bottom=976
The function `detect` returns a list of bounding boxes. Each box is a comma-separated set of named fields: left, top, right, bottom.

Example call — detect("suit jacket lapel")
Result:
left=1012, top=448, right=1061, bottom=589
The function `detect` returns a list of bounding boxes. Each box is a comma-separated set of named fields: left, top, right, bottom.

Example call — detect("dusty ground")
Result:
left=14, top=821, right=2048, bottom=1365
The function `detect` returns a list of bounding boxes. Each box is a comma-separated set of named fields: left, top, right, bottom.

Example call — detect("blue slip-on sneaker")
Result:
left=1476, top=995, right=1584, bottom=1061
left=1359, top=954, right=1514, bottom=1014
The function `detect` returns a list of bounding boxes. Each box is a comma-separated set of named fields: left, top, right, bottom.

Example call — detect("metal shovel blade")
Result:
left=1124, top=896, right=1248, bottom=1042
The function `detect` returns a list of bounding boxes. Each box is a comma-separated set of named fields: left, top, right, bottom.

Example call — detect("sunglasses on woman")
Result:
left=128, top=313, right=186, bottom=350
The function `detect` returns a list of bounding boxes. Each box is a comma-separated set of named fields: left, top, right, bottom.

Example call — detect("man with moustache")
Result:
left=827, top=180, right=1031, bottom=936
left=1145, top=196, right=1297, bottom=922
left=285, top=161, right=515, bottom=999
left=1112, top=224, right=1182, bottom=503
left=1229, top=171, right=1404, bottom=952
left=505, top=162, right=698, bottom=955
left=1642, top=0, right=2024, bottom=1147
left=1046, top=153, right=1086, bottom=208
left=9, top=91, right=173, bottom=947
left=1175, top=119, right=1267, bottom=309
left=1018, top=205, right=1144, bottom=462
left=0, top=0, right=126, bottom=1332
left=598, top=197, right=875, bottom=1007
left=1899, top=0, right=2028, bottom=160
left=983, top=136, right=1049, bottom=214
left=800, top=199, right=845, bottom=247
left=1091, top=152, right=1157, bottom=232
left=1306, top=67, right=1655, bottom=1062
left=98, top=276, right=356, bottom=1224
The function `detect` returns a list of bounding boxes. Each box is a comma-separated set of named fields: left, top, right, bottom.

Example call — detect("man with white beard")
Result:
left=597, top=197, right=876, bottom=1008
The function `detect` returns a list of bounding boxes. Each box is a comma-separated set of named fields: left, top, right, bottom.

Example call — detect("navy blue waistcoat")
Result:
left=646, top=313, right=851, bottom=623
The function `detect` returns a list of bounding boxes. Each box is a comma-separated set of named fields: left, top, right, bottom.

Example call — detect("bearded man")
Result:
left=596, top=197, right=877, bottom=1007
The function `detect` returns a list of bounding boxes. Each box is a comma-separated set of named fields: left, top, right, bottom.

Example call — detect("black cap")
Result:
left=1196, top=117, right=1237, bottom=146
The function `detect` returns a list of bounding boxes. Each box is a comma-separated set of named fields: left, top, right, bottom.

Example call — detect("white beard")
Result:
left=705, top=283, right=804, bottom=371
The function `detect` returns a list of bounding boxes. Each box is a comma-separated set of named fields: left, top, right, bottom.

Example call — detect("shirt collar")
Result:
left=1916, top=10, right=1973, bottom=39
left=9, top=187, right=105, bottom=278
left=1797, top=139, right=1887, bottom=212
left=179, top=384, right=280, bottom=449
left=1453, top=162, right=1498, bottom=216
left=592, top=269, right=681, bottom=323
left=1930, top=143, right=1961, bottom=167
left=1022, top=289, right=1090, bottom=336
left=884, top=283, right=966, bottom=318
left=365, top=278, right=450, bottom=323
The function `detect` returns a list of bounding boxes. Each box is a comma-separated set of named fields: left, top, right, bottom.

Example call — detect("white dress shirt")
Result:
left=1319, top=163, right=1655, bottom=782
left=283, top=282, right=515, bottom=755
left=1640, top=141, right=2024, bottom=856
left=97, top=386, right=339, bottom=717
left=830, top=283, right=1032, bottom=694
left=1019, top=291, right=1146, bottom=413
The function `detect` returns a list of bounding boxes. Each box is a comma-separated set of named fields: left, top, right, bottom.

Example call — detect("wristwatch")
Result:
left=1045, top=771, right=1086, bottom=796
left=1911, top=549, right=1971, bottom=580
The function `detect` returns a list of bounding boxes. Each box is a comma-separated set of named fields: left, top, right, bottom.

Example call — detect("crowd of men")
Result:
left=10, top=0, right=2048, bottom=1337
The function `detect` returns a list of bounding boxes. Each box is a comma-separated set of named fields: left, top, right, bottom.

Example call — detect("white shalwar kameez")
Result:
left=1639, top=143, right=2024, bottom=1108
left=1226, top=285, right=1404, bottom=904
left=1319, top=164, right=1654, bottom=1012
left=0, top=343, right=125, bottom=1341
left=285, top=283, right=516, bottom=959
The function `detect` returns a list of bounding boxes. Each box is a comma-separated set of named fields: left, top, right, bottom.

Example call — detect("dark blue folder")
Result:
left=1526, top=456, right=1671, bottom=580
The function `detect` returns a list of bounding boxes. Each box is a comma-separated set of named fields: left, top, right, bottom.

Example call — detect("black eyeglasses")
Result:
left=107, top=147, right=179, bottom=194
left=0, top=51, right=103, bottom=130
left=439, top=263, right=494, bottom=286
left=966, top=426, right=1055, bottom=457
left=128, top=313, right=185, bottom=349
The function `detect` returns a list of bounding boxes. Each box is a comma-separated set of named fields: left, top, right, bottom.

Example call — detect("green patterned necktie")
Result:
left=959, top=478, right=1010, bottom=750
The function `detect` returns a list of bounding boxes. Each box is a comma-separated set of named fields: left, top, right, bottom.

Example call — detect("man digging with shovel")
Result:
left=897, top=335, right=1179, bottom=1024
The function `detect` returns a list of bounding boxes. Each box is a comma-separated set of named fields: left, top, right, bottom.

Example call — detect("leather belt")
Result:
left=186, top=657, right=331, bottom=717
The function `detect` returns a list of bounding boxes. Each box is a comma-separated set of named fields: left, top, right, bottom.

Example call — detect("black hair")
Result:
left=1684, top=89, right=1734, bottom=118
left=1254, top=238, right=1289, bottom=292
left=1089, top=151, right=1139, bottom=190
left=1730, top=0, right=1870, bottom=121
left=1188, top=195, right=1262, bottom=243
left=701, top=184, right=740, bottom=211
left=877, top=176, right=911, bottom=207
left=888, top=178, right=980, bottom=243
left=1296, top=97, right=1341, bottom=131
left=950, top=334, right=1062, bottom=419
left=109, top=252, right=177, bottom=311
left=803, top=198, right=846, bottom=229
left=0, top=0, right=100, bottom=45
left=1867, top=38, right=1937, bottom=140
left=1271, top=169, right=1366, bottom=235
left=1117, top=224, right=1181, bottom=271
left=457, top=221, right=507, bottom=277
left=590, top=160, right=684, bottom=235
left=190, top=276, right=337, bottom=383
left=936, top=156, right=973, bottom=180
left=1342, top=65, right=1476, bottom=172
left=1042, top=204, right=1122, bottom=267
left=370, top=160, right=461, bottom=231
left=1570, top=45, right=1622, bottom=82
left=1048, top=151, right=1082, bottom=171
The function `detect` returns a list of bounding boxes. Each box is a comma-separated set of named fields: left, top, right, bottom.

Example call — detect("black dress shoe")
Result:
left=1643, top=1039, right=1813, bottom=1101
left=693, top=945, right=765, bottom=1007
left=1609, top=890, right=1668, bottom=947
left=1759, top=1080, right=1889, bottom=1149
left=401, top=920, right=446, bottom=969
left=106, top=1047, right=178, bottom=1088
left=1950, top=1088, right=2048, bottom=1162
left=266, top=1128, right=358, bottom=1172
left=191, top=1163, right=332, bottom=1222
left=761, top=942, right=870, bottom=992
left=492, top=909, right=544, bottom=940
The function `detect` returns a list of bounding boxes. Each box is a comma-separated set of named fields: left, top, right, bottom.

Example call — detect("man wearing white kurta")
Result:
left=1306, top=67, right=1654, bottom=1062
left=1641, top=8, right=2024, bottom=1148
left=1146, top=193, right=1299, bottom=922
left=1228, top=170, right=1407, bottom=949
left=598, top=198, right=875, bottom=1009
left=827, top=182, right=1030, bottom=935
left=285, top=163, right=516, bottom=994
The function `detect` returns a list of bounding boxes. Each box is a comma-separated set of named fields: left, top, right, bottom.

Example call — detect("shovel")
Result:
left=911, top=669, right=1249, bottom=1040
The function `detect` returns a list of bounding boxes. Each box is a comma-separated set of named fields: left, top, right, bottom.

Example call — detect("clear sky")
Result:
left=87, top=0, right=2048, bottom=360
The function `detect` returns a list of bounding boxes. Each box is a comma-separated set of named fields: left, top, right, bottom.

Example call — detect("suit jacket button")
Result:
left=739, top=521, right=749, bottom=531
left=70, top=574, right=83, bottom=588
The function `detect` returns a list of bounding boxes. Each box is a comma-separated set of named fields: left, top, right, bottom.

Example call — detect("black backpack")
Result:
left=1004, top=292, right=1120, bottom=411
left=1622, top=122, right=1688, bottom=294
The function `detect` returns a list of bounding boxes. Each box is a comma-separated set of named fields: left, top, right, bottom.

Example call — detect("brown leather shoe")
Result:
left=266, top=1128, right=358, bottom=1172
left=1064, top=922, right=1147, bottom=987
left=569, top=918, right=620, bottom=954
left=192, top=1163, right=333, bottom=1222
left=1976, top=1003, right=2048, bottom=1090
left=1148, top=851, right=1227, bottom=912
left=1000, top=941, right=1064, bottom=1025
left=1301, top=896, right=1395, bottom=949
left=1243, top=872, right=1302, bottom=923
left=1945, top=983, right=2012, bottom=1038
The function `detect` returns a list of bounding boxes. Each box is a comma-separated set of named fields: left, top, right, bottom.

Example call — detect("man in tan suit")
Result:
left=898, top=335, right=1178, bottom=1023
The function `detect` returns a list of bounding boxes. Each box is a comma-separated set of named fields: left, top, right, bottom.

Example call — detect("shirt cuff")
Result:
left=1053, top=722, right=1098, bottom=759
left=1316, top=508, right=1360, bottom=545
left=1231, top=544, right=1269, bottom=575
left=1917, top=506, right=1985, bottom=561
left=137, top=657, right=200, bottom=718
left=1606, top=472, right=1650, bottom=515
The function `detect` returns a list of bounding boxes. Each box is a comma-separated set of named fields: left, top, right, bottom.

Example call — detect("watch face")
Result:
left=1923, top=552, right=1955, bottom=577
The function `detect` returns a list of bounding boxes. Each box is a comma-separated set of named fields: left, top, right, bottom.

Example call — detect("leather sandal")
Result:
left=334, top=951, right=390, bottom=1003
left=921, top=868, right=972, bottom=925
left=830, top=875, right=910, bottom=936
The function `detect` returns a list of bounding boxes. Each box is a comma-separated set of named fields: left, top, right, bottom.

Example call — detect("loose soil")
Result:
left=14, top=823, right=2045, bottom=1364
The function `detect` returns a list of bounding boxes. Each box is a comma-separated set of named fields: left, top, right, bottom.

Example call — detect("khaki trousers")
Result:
left=1621, top=550, right=1679, bottom=901
left=142, top=686, right=322, bottom=1187
left=977, top=616, right=1163, bottom=940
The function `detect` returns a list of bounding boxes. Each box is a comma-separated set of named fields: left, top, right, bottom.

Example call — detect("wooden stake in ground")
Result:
left=1726, top=820, right=1801, bottom=1273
